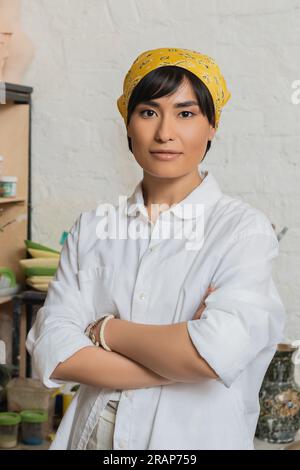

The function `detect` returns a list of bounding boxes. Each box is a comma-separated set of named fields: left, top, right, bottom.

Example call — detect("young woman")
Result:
left=26, top=47, right=286, bottom=450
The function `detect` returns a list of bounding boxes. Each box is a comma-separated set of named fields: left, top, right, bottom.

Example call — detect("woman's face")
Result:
left=127, top=77, right=216, bottom=179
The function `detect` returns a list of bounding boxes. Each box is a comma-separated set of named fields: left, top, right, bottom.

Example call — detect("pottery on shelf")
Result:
left=255, top=343, right=300, bottom=444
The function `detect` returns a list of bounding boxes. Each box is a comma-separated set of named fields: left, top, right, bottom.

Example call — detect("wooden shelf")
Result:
left=0, top=296, right=12, bottom=305
left=0, top=197, right=26, bottom=205
left=0, top=83, right=33, bottom=374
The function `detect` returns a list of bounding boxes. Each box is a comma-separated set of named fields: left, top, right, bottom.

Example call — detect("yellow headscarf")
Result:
left=117, top=47, right=231, bottom=130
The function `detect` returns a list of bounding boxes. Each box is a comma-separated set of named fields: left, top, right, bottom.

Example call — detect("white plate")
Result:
left=0, top=284, right=21, bottom=297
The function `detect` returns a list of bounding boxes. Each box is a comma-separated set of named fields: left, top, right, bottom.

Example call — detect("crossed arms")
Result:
left=51, top=286, right=218, bottom=389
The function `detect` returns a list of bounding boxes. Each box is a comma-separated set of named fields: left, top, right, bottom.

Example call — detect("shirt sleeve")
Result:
left=25, top=213, right=94, bottom=388
left=186, top=226, right=287, bottom=389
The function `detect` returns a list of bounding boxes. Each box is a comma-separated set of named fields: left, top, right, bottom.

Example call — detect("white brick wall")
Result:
left=22, top=0, right=300, bottom=343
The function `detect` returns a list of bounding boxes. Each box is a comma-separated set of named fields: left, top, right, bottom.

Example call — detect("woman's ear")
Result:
left=127, top=123, right=131, bottom=139
left=208, top=126, right=216, bottom=142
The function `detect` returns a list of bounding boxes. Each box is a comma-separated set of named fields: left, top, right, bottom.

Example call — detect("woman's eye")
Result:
left=139, top=109, right=156, bottom=117
left=180, top=111, right=195, bottom=118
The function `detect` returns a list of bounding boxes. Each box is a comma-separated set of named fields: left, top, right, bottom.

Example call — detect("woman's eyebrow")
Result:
left=139, top=100, right=199, bottom=108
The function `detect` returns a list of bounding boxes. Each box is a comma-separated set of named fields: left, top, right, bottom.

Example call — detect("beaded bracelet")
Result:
left=85, top=314, right=115, bottom=349
left=99, top=314, right=115, bottom=351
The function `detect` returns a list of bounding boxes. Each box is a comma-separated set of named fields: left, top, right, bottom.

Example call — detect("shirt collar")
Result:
left=125, top=170, right=223, bottom=220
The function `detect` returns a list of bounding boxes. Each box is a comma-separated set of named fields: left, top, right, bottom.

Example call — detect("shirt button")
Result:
left=139, top=293, right=146, bottom=301
left=119, top=439, right=126, bottom=448
left=124, top=390, right=132, bottom=398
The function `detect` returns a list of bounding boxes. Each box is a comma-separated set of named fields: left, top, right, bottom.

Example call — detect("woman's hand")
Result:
left=92, top=285, right=216, bottom=351
left=192, top=284, right=216, bottom=320
left=94, top=285, right=216, bottom=346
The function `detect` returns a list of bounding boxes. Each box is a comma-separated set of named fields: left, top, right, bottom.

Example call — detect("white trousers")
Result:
left=86, top=400, right=118, bottom=450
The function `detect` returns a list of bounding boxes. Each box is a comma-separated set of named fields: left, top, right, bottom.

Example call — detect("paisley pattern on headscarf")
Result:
left=117, top=47, right=231, bottom=130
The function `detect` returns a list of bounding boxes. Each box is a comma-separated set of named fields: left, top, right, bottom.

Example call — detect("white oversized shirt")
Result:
left=26, top=169, right=286, bottom=450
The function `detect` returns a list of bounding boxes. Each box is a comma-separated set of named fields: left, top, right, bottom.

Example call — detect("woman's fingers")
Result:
left=193, top=305, right=205, bottom=320
left=192, top=285, right=216, bottom=320
left=197, top=285, right=215, bottom=309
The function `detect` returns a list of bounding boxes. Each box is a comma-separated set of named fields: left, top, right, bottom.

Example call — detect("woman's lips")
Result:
left=150, top=152, right=182, bottom=161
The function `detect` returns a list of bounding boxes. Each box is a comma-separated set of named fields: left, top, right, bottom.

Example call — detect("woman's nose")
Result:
left=154, top=116, right=176, bottom=142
